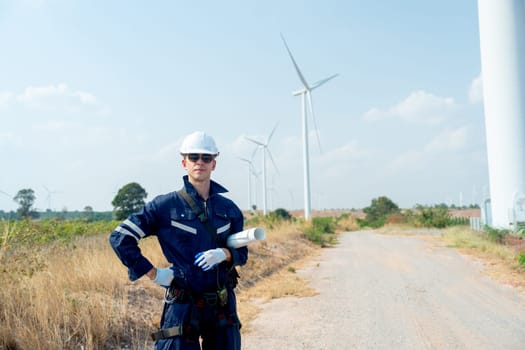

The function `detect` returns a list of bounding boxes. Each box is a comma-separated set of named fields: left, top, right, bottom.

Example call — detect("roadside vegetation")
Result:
left=1, top=196, right=524, bottom=349
left=0, top=210, right=356, bottom=349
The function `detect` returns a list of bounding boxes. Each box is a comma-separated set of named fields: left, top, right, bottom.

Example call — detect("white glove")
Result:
left=194, top=248, right=227, bottom=271
left=152, top=267, right=174, bottom=288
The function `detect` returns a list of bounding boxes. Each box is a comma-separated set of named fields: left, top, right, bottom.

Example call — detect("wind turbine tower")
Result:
left=246, top=124, right=279, bottom=216
left=281, top=34, right=338, bottom=220
left=478, top=0, right=525, bottom=228
left=239, top=157, right=255, bottom=210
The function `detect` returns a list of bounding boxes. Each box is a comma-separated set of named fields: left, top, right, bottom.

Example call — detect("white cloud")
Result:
left=0, top=92, right=14, bottom=108
left=0, top=131, right=14, bottom=143
left=15, top=83, right=98, bottom=111
left=363, top=90, right=458, bottom=124
left=154, top=141, right=183, bottom=162
left=320, top=140, right=368, bottom=163
left=362, top=107, right=388, bottom=122
left=386, top=149, right=426, bottom=174
left=17, top=0, right=46, bottom=9
left=229, top=134, right=258, bottom=158
left=385, top=126, right=470, bottom=176
left=468, top=74, right=483, bottom=104
left=424, top=127, right=469, bottom=153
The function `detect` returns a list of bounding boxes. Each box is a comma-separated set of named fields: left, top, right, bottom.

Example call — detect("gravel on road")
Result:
left=242, top=230, right=525, bottom=350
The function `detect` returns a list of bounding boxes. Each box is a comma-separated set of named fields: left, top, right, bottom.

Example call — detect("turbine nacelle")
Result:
left=292, top=88, right=307, bottom=96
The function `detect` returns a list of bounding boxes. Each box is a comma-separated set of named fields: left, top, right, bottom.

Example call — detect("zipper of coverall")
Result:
left=203, top=200, right=208, bottom=220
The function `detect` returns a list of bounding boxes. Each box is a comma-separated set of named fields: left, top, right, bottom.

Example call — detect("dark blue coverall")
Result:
left=109, top=175, right=248, bottom=349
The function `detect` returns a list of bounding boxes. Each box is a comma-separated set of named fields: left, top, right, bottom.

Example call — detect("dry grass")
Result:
left=0, top=233, right=168, bottom=349
left=235, top=221, right=319, bottom=330
left=439, top=226, right=525, bottom=294
left=0, top=219, right=322, bottom=349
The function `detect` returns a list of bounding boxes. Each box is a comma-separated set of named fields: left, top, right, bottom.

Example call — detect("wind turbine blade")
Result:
left=239, top=157, right=257, bottom=173
left=280, top=33, right=311, bottom=90
left=245, top=136, right=265, bottom=147
left=250, top=144, right=259, bottom=160
left=267, top=122, right=279, bottom=144
left=311, top=73, right=339, bottom=90
left=266, top=149, right=280, bottom=175
left=306, top=91, right=323, bottom=154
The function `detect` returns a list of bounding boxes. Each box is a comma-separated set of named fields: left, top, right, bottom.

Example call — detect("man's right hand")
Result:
left=151, top=267, right=174, bottom=288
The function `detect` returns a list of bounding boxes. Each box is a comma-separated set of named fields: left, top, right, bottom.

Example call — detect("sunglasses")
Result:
left=186, top=153, right=215, bottom=163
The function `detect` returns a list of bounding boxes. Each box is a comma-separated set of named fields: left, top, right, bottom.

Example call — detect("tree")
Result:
left=361, top=196, right=400, bottom=228
left=270, top=208, right=292, bottom=220
left=83, top=205, right=94, bottom=221
left=112, top=182, right=148, bottom=220
left=14, top=188, right=38, bottom=219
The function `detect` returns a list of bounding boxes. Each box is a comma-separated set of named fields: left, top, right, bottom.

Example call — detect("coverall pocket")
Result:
left=213, top=210, right=231, bottom=246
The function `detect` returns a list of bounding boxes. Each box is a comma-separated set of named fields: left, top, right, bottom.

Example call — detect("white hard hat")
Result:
left=179, top=131, right=219, bottom=155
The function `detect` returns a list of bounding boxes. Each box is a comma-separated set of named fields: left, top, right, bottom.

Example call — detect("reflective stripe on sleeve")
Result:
left=123, top=219, right=146, bottom=238
left=171, top=220, right=197, bottom=235
left=115, top=226, right=140, bottom=242
left=217, top=223, right=230, bottom=234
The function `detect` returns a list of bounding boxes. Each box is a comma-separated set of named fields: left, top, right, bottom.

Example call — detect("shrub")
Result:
left=359, top=196, right=400, bottom=228
left=402, top=206, right=464, bottom=228
left=245, top=209, right=295, bottom=230
left=335, top=213, right=358, bottom=232
left=269, top=208, right=292, bottom=221
left=415, top=206, right=451, bottom=228
left=483, top=225, right=509, bottom=243
left=518, top=252, right=525, bottom=271
left=312, top=217, right=335, bottom=234
left=303, top=217, right=337, bottom=246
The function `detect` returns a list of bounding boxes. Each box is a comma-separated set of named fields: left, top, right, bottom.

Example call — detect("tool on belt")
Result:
left=151, top=286, right=229, bottom=341
left=164, top=285, right=228, bottom=307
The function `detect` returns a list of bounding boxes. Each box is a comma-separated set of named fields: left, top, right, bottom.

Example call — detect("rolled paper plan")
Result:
left=226, top=227, right=266, bottom=248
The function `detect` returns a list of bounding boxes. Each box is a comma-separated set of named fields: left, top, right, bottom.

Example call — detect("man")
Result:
left=109, top=131, right=247, bottom=350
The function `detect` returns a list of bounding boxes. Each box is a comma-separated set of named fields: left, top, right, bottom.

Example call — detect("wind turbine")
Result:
left=281, top=33, right=338, bottom=220
left=238, top=157, right=257, bottom=210
left=245, top=123, right=279, bottom=216
left=43, top=185, right=59, bottom=211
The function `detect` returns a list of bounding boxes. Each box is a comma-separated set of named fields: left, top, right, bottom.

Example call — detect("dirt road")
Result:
left=242, top=230, right=525, bottom=350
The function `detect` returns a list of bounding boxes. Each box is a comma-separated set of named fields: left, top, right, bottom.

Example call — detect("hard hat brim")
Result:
left=180, top=149, right=219, bottom=156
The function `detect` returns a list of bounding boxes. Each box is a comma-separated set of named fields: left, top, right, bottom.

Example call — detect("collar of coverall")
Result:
left=182, top=175, right=228, bottom=200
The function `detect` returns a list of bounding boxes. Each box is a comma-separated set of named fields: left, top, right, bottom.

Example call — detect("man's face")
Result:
left=182, top=153, right=217, bottom=183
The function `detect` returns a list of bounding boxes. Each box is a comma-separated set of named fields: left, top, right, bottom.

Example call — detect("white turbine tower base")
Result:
left=281, top=34, right=338, bottom=220
left=478, top=0, right=525, bottom=228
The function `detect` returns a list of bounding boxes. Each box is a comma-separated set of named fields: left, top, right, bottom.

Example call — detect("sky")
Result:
left=0, top=0, right=488, bottom=213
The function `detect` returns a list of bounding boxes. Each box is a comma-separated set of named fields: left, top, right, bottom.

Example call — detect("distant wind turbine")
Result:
left=281, top=33, right=338, bottom=220
left=43, top=185, right=59, bottom=210
left=238, top=157, right=257, bottom=210
left=245, top=123, right=279, bottom=216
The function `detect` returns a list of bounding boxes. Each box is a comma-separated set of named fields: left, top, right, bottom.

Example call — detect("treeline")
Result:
left=3, top=182, right=148, bottom=221
left=357, top=196, right=476, bottom=229
left=0, top=210, right=113, bottom=221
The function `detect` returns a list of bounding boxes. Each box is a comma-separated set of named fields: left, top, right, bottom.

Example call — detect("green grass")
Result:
left=441, top=226, right=517, bottom=262
left=0, top=219, right=119, bottom=250
left=518, top=252, right=525, bottom=271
